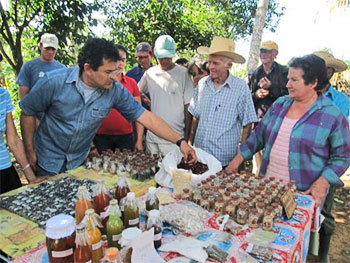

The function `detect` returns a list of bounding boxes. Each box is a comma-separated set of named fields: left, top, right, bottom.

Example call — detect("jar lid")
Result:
left=46, top=214, right=75, bottom=239
left=121, top=227, right=142, bottom=242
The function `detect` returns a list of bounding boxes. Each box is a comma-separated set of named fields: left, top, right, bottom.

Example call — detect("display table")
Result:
left=0, top=168, right=315, bottom=263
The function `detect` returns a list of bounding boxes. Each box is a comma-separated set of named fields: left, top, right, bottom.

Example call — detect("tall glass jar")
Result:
left=146, top=209, right=162, bottom=249
left=46, top=214, right=75, bottom=263
left=74, top=225, right=91, bottom=263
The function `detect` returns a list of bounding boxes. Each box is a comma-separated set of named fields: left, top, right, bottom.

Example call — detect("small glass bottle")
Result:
left=218, top=184, right=226, bottom=195
left=214, top=197, right=224, bottom=214
left=182, top=188, right=192, bottom=201
left=256, top=202, right=265, bottom=222
left=223, top=191, right=231, bottom=204
left=85, top=209, right=103, bottom=263
left=236, top=202, right=248, bottom=225
left=106, top=200, right=124, bottom=249
left=248, top=209, right=259, bottom=229
left=262, top=207, right=274, bottom=231
left=145, top=187, right=159, bottom=216
left=146, top=210, right=162, bottom=249
left=225, top=200, right=236, bottom=217
left=200, top=194, right=210, bottom=210
left=192, top=183, right=202, bottom=205
left=74, top=225, right=92, bottom=263
left=271, top=202, right=279, bottom=220
left=123, top=192, right=140, bottom=228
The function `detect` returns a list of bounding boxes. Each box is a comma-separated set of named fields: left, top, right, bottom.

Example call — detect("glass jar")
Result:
left=115, top=177, right=130, bottom=204
left=119, top=228, right=142, bottom=263
left=123, top=192, right=140, bottom=228
left=223, top=191, right=231, bottom=204
left=46, top=214, right=75, bottom=263
left=262, top=207, right=274, bottom=231
left=225, top=201, right=236, bottom=217
left=248, top=208, right=259, bottom=229
left=182, top=188, right=192, bottom=201
left=75, top=186, right=94, bottom=225
left=208, top=192, right=216, bottom=210
left=85, top=209, right=103, bottom=263
left=256, top=202, right=265, bottom=222
left=200, top=194, right=210, bottom=210
left=214, top=197, right=224, bottom=214
left=193, top=183, right=202, bottom=205
left=288, top=180, right=296, bottom=195
left=146, top=209, right=162, bottom=249
left=106, top=200, right=124, bottom=249
left=218, top=184, right=226, bottom=195
left=92, top=180, right=110, bottom=235
left=271, top=202, right=279, bottom=220
left=236, top=203, right=248, bottom=225
left=74, top=225, right=91, bottom=263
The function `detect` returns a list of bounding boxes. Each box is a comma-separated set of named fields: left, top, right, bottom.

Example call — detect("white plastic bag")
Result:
left=155, top=147, right=222, bottom=187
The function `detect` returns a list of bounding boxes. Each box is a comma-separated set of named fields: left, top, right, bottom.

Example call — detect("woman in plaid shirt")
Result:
left=226, top=54, right=350, bottom=208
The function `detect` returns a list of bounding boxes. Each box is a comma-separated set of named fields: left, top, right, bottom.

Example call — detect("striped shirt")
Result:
left=189, top=74, right=257, bottom=166
left=0, top=88, right=14, bottom=170
left=266, top=117, right=298, bottom=183
left=240, top=95, right=350, bottom=191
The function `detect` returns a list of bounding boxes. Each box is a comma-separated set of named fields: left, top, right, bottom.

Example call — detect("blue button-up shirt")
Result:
left=126, top=65, right=144, bottom=83
left=324, top=85, right=349, bottom=119
left=19, top=67, right=145, bottom=174
left=189, top=74, right=257, bottom=166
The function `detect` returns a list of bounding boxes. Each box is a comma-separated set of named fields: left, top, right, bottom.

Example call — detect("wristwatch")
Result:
left=176, top=137, right=186, bottom=147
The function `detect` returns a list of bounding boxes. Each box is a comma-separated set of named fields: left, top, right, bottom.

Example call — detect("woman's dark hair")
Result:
left=116, top=44, right=128, bottom=59
left=188, top=59, right=209, bottom=75
left=288, top=54, right=329, bottom=91
left=78, top=38, right=120, bottom=73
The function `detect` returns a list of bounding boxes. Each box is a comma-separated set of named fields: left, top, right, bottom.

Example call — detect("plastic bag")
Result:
left=155, top=147, right=222, bottom=187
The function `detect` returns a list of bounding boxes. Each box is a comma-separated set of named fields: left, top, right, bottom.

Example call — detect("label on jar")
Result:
left=154, top=232, right=162, bottom=241
left=112, top=234, right=121, bottom=241
left=129, top=218, right=139, bottom=225
left=92, top=240, right=102, bottom=250
left=52, top=248, right=73, bottom=258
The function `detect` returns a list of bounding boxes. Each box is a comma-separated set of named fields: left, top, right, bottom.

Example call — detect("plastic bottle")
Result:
left=123, top=192, right=140, bottom=228
left=75, top=186, right=94, bottom=225
left=106, top=199, right=124, bottom=249
left=74, top=225, right=92, bottom=263
left=85, top=209, right=103, bottom=263
left=146, top=210, right=162, bottom=249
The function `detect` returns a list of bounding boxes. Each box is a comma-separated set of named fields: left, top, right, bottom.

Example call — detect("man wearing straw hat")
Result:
left=188, top=36, right=257, bottom=168
left=313, top=50, right=348, bottom=263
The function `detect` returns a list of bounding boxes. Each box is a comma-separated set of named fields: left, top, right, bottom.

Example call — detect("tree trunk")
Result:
left=246, top=0, right=269, bottom=74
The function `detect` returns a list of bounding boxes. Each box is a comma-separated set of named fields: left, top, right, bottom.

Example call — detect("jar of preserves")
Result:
left=74, top=225, right=91, bottom=263
left=192, top=183, right=202, bottom=205
left=262, top=207, right=274, bottom=231
left=75, top=186, right=94, bottom=225
left=85, top=209, right=103, bottom=263
left=46, top=214, right=75, bottom=263
left=248, top=208, right=259, bottom=229
left=182, top=188, right=192, bottom=201
left=236, top=203, right=248, bottom=225
left=214, top=197, right=224, bottom=214
left=225, top=200, right=236, bottom=217
left=208, top=192, right=216, bottom=210
left=200, top=194, right=210, bottom=210
left=146, top=209, right=162, bottom=249
left=123, top=192, right=140, bottom=228
left=256, top=202, right=265, bottom=222
left=223, top=191, right=231, bottom=204
left=218, top=184, right=226, bottom=195
left=271, top=202, right=279, bottom=219
left=106, top=200, right=124, bottom=249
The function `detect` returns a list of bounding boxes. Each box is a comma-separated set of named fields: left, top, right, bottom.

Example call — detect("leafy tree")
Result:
left=0, top=0, right=104, bottom=75
left=105, top=0, right=284, bottom=65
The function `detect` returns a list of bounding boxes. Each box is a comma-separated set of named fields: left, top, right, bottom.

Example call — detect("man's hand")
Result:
left=304, top=176, right=329, bottom=207
left=258, top=77, right=272, bottom=90
left=27, top=150, right=38, bottom=171
left=141, top=94, right=151, bottom=108
left=135, top=141, right=144, bottom=152
left=179, top=141, right=197, bottom=165
left=225, top=153, right=244, bottom=174
left=255, top=88, right=270, bottom=99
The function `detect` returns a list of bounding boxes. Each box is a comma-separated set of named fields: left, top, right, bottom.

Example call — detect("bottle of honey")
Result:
left=85, top=209, right=103, bottom=263
left=75, top=186, right=94, bottom=225
left=74, top=225, right=92, bottom=263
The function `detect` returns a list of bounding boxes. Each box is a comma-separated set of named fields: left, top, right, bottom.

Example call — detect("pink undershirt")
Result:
left=266, top=117, right=299, bottom=183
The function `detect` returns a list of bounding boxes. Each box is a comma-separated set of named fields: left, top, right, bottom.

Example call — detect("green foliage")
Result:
left=105, top=0, right=284, bottom=66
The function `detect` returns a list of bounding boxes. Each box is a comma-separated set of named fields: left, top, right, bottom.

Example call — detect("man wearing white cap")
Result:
left=189, top=36, right=257, bottom=168
left=139, top=35, right=193, bottom=156
left=313, top=50, right=348, bottom=263
left=17, top=33, right=65, bottom=99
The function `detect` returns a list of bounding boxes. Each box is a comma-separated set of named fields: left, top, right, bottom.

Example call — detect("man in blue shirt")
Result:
left=17, top=33, right=65, bottom=99
left=313, top=51, right=349, bottom=263
left=20, top=38, right=196, bottom=176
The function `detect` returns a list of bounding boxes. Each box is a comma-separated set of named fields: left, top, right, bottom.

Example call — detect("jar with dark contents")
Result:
left=193, top=183, right=202, bottom=205
left=256, top=202, right=265, bottom=222
left=223, top=191, right=231, bottom=204
left=182, top=188, right=192, bottom=201
left=248, top=208, right=259, bottom=229
left=214, top=197, right=224, bottom=214
left=46, top=214, right=75, bottom=263
left=146, top=209, right=162, bottom=249
left=200, top=194, right=210, bottom=210
left=262, top=207, right=274, bottom=231
left=236, top=202, right=248, bottom=225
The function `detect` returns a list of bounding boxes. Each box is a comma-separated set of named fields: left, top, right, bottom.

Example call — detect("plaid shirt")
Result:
left=189, top=74, right=257, bottom=166
left=240, top=95, right=350, bottom=191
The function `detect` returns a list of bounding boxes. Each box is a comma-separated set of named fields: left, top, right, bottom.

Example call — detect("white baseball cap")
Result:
left=40, top=33, right=58, bottom=49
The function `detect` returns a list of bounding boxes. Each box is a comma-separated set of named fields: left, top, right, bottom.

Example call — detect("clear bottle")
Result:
left=75, top=186, right=94, bottom=225
left=106, top=199, right=124, bottom=249
left=146, top=209, right=162, bottom=249
left=145, top=187, right=159, bottom=216
left=123, top=192, right=140, bottom=228
left=85, top=209, right=103, bottom=263
left=74, top=225, right=92, bottom=263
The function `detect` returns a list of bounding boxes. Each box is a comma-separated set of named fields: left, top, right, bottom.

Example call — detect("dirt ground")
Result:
left=307, top=172, right=350, bottom=263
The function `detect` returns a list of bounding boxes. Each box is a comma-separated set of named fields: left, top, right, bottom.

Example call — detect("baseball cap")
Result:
left=136, top=42, right=152, bottom=56
left=260, top=41, right=278, bottom=51
left=154, top=35, right=176, bottom=58
left=40, top=33, right=58, bottom=49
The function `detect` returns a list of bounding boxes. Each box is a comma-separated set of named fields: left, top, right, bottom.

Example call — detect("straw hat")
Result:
left=260, top=40, right=278, bottom=51
left=197, top=36, right=245, bottom=64
left=313, top=51, right=347, bottom=72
